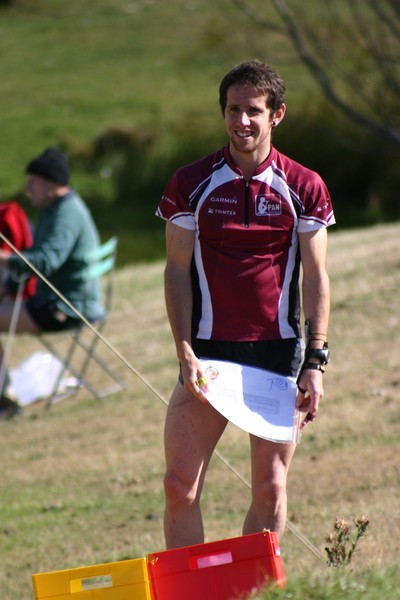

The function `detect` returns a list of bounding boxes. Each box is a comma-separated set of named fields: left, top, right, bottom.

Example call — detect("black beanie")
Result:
left=26, top=147, right=70, bottom=185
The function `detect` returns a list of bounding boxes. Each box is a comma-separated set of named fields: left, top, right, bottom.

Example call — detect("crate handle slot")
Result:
left=189, top=551, right=233, bottom=570
left=70, top=574, right=113, bottom=592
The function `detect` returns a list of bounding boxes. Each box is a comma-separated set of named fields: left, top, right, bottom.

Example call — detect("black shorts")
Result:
left=26, top=296, right=81, bottom=332
left=179, top=338, right=304, bottom=383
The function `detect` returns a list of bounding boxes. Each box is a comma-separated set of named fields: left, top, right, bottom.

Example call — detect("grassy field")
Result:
left=1, top=222, right=400, bottom=598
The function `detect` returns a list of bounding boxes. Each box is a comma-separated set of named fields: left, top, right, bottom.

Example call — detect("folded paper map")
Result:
left=200, top=358, right=302, bottom=443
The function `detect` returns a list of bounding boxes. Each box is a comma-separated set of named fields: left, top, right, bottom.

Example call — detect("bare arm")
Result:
left=164, top=221, right=208, bottom=402
left=297, top=227, right=330, bottom=422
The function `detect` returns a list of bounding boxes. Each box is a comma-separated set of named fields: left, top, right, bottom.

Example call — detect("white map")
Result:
left=200, top=358, right=302, bottom=443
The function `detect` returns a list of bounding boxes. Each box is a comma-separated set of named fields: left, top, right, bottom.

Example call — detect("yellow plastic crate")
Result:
left=32, top=557, right=151, bottom=600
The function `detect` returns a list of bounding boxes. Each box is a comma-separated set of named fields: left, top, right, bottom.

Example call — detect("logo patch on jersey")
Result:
left=255, top=193, right=282, bottom=216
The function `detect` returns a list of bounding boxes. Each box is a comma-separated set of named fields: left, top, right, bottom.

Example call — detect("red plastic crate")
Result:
left=146, top=531, right=286, bottom=600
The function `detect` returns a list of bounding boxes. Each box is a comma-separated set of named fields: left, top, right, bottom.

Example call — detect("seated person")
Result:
left=0, top=147, right=104, bottom=418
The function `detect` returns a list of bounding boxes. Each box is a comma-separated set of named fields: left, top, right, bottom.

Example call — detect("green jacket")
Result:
left=8, top=190, right=104, bottom=321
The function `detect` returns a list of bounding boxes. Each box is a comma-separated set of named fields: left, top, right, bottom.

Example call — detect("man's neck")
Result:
left=43, top=186, right=70, bottom=208
left=229, top=144, right=272, bottom=181
left=55, top=185, right=71, bottom=196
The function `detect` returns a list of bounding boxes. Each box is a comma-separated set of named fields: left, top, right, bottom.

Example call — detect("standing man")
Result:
left=156, top=60, right=335, bottom=549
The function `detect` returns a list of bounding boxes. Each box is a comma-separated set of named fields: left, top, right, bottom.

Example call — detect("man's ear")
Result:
left=272, top=104, right=286, bottom=127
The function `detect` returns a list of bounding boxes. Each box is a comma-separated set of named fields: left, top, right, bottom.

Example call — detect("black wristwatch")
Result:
left=304, top=345, right=330, bottom=365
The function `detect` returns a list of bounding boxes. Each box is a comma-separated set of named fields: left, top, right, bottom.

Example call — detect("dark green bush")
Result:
left=14, top=98, right=398, bottom=266
left=275, top=99, right=400, bottom=227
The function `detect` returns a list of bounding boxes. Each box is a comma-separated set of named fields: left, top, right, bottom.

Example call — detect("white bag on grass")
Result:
left=10, top=351, right=78, bottom=406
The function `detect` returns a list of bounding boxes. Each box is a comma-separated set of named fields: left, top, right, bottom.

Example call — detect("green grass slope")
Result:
left=0, top=0, right=297, bottom=195
left=1, top=0, right=306, bottom=265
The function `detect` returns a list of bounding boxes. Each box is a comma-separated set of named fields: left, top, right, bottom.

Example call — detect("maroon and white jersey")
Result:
left=157, top=145, right=335, bottom=342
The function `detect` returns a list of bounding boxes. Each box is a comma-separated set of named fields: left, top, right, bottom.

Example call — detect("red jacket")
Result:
left=0, top=201, right=36, bottom=298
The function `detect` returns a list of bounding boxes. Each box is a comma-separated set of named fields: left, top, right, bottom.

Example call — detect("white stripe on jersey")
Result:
left=193, top=163, right=238, bottom=339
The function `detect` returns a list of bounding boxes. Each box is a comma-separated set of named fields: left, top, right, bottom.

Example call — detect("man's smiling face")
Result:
left=224, top=84, right=278, bottom=161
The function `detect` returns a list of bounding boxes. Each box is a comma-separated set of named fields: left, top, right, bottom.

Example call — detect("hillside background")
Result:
left=1, top=0, right=399, bottom=265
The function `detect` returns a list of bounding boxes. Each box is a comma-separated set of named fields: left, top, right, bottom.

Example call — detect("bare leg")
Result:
left=163, top=382, right=228, bottom=549
left=0, top=302, right=40, bottom=389
left=242, top=436, right=296, bottom=540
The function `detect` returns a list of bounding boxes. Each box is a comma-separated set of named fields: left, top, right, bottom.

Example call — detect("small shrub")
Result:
left=325, top=515, right=370, bottom=568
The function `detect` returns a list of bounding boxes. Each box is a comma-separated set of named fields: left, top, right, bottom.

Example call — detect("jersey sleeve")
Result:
left=297, top=171, right=335, bottom=232
left=155, top=170, right=196, bottom=231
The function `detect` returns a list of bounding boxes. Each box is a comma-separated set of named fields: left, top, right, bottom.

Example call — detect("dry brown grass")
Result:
left=1, top=223, right=400, bottom=598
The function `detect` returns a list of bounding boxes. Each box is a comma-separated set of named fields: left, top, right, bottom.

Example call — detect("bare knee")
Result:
left=253, top=478, right=286, bottom=510
left=164, top=469, right=199, bottom=509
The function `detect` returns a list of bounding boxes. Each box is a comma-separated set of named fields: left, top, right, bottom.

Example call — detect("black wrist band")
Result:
left=304, top=345, right=330, bottom=366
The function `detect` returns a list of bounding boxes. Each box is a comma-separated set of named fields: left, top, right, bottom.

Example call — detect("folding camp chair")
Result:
left=1, top=236, right=126, bottom=409
left=37, top=235, right=126, bottom=407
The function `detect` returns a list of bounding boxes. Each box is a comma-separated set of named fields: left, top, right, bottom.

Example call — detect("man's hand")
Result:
left=180, top=351, right=210, bottom=404
left=296, top=369, right=324, bottom=427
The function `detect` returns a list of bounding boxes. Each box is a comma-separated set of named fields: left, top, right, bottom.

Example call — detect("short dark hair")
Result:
left=219, top=59, right=286, bottom=114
